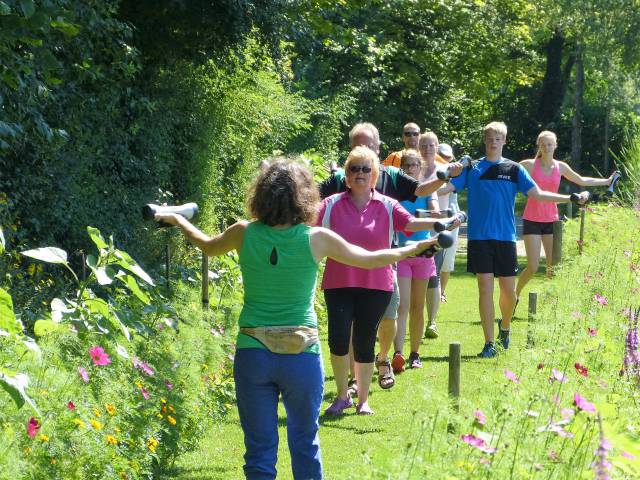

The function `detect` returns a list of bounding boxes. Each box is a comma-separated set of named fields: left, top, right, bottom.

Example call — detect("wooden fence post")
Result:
left=448, top=342, right=461, bottom=408
left=201, top=253, right=209, bottom=309
left=566, top=201, right=573, bottom=219
left=528, top=292, right=537, bottom=319
left=552, top=221, right=563, bottom=265
left=578, top=207, right=586, bottom=254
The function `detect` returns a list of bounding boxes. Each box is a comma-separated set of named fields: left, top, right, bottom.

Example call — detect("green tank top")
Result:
left=237, top=222, right=320, bottom=353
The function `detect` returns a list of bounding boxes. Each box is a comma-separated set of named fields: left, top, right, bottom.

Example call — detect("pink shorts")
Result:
left=397, top=256, right=436, bottom=280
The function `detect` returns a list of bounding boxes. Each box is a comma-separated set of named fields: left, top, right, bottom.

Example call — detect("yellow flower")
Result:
left=39, top=434, right=50, bottom=442
left=201, top=364, right=208, bottom=370
left=135, top=381, right=142, bottom=389
left=160, top=398, right=167, bottom=404
left=118, top=472, right=129, bottom=480
left=50, top=458, right=57, bottom=465
left=73, top=419, right=85, bottom=429
left=114, top=427, right=121, bottom=434
left=106, top=435, right=118, bottom=445
left=155, top=413, right=163, bottom=419
left=105, top=404, right=116, bottom=415
left=90, top=419, right=103, bottom=430
left=147, top=437, right=159, bottom=453
left=168, top=405, right=176, bottom=414
left=166, top=415, right=176, bottom=426
left=93, top=407, right=101, bottom=417
left=161, top=406, right=167, bottom=414
left=23, top=447, right=31, bottom=455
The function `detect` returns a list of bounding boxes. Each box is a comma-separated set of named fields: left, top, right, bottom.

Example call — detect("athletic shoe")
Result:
left=356, top=402, right=374, bottom=415
left=324, top=396, right=353, bottom=416
left=497, top=319, right=510, bottom=350
left=408, top=352, right=422, bottom=369
left=477, top=342, right=498, bottom=358
left=424, top=322, right=439, bottom=339
left=391, top=351, right=405, bottom=374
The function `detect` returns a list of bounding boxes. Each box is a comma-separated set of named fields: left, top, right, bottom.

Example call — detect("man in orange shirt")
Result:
left=383, top=123, right=420, bottom=167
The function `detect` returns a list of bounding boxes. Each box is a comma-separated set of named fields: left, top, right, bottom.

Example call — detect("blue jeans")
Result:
left=234, top=348, right=324, bottom=480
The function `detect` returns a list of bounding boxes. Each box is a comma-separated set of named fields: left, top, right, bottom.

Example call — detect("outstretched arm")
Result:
left=526, top=186, right=589, bottom=204
left=309, top=227, right=436, bottom=268
left=559, top=162, right=613, bottom=187
left=154, top=213, right=247, bottom=256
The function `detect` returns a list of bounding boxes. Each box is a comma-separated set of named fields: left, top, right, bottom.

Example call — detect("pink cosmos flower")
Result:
left=621, top=451, right=636, bottom=460
left=594, top=294, right=608, bottom=306
left=132, top=357, right=154, bottom=376
left=573, top=393, right=596, bottom=413
left=550, top=368, right=568, bottom=383
left=474, top=409, right=486, bottom=425
left=461, top=434, right=496, bottom=453
left=504, top=369, right=520, bottom=384
left=89, top=346, right=111, bottom=366
left=210, top=328, right=220, bottom=337
left=67, top=401, right=76, bottom=410
left=165, top=381, right=173, bottom=390
left=27, top=417, right=40, bottom=439
left=624, top=250, right=631, bottom=257
left=139, top=386, right=150, bottom=400
left=77, top=366, right=89, bottom=383
left=550, top=424, right=574, bottom=438
left=587, top=327, right=598, bottom=337
left=574, top=363, right=589, bottom=377
left=560, top=408, right=574, bottom=419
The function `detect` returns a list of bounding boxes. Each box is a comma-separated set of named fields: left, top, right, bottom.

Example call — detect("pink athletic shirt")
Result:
left=317, top=190, right=413, bottom=291
left=522, top=159, right=561, bottom=223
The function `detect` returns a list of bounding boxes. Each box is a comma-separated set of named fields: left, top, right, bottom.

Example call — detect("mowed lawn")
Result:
left=165, top=256, right=548, bottom=480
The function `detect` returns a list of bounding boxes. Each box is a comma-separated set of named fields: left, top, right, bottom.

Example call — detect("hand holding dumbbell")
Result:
left=436, top=155, right=472, bottom=181
left=415, top=208, right=453, bottom=218
left=142, top=203, right=199, bottom=227
left=407, top=231, right=454, bottom=258
left=434, top=211, right=467, bottom=232
left=606, top=170, right=621, bottom=195
left=569, top=192, right=590, bottom=205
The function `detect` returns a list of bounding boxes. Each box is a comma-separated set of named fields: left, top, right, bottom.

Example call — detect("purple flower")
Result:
left=504, top=369, right=520, bottom=384
left=460, top=434, right=496, bottom=454
left=474, top=409, right=486, bottom=425
left=573, top=393, right=596, bottom=413
left=594, top=294, right=608, bottom=306
left=132, top=357, right=155, bottom=376
left=621, top=308, right=640, bottom=377
left=165, top=381, right=173, bottom=390
left=621, top=451, right=636, bottom=460
left=550, top=368, right=568, bottom=383
left=77, top=366, right=89, bottom=383
left=593, top=434, right=612, bottom=479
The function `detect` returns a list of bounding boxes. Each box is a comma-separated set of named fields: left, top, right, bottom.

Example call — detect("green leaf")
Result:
left=86, top=254, right=114, bottom=285
left=111, top=311, right=130, bottom=341
left=121, top=274, right=150, bottom=304
left=0, top=287, right=21, bottom=334
left=85, top=297, right=110, bottom=318
left=0, top=371, right=40, bottom=414
left=50, top=19, right=80, bottom=36
left=50, top=297, right=73, bottom=322
left=19, top=0, right=34, bottom=18
left=34, top=319, right=59, bottom=336
left=114, top=250, right=154, bottom=286
left=0, top=2, right=11, bottom=15
left=87, top=226, right=108, bottom=250
left=21, top=247, right=68, bottom=264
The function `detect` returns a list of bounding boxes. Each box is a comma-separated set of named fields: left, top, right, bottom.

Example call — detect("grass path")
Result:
left=164, top=259, right=549, bottom=480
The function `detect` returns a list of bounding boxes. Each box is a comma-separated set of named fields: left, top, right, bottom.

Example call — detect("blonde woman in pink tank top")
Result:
left=516, top=131, right=615, bottom=299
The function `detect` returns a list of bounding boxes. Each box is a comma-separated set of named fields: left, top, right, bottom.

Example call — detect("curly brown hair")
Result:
left=247, top=159, right=319, bottom=226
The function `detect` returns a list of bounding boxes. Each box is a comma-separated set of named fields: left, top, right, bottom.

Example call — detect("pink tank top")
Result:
left=522, top=159, right=561, bottom=222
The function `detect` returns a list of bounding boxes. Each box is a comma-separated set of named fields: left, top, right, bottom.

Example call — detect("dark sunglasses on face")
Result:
left=403, top=131, right=419, bottom=137
left=348, top=165, right=372, bottom=173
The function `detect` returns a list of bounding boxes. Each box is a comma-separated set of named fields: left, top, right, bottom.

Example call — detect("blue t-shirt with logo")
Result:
left=397, top=196, right=432, bottom=245
left=451, top=158, right=536, bottom=242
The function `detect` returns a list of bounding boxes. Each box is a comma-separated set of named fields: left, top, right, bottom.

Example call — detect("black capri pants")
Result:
left=324, top=288, right=392, bottom=363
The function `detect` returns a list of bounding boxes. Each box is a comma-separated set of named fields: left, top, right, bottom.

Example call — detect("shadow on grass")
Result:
left=423, top=355, right=479, bottom=362
left=320, top=417, right=383, bottom=435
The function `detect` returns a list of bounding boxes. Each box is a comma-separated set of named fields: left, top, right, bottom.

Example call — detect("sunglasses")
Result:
left=403, top=131, right=419, bottom=137
left=348, top=165, right=372, bottom=173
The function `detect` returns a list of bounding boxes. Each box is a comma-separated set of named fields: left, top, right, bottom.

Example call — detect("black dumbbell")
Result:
left=408, top=231, right=454, bottom=258
left=142, top=203, right=199, bottom=227
left=434, top=211, right=467, bottom=233
left=436, top=155, right=472, bottom=181
left=415, top=208, right=453, bottom=218
left=570, top=192, right=591, bottom=203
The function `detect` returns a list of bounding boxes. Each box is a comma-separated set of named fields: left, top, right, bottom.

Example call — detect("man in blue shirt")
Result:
left=441, top=122, right=588, bottom=357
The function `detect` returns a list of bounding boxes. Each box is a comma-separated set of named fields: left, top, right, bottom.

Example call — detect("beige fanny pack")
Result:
left=240, top=326, right=319, bottom=354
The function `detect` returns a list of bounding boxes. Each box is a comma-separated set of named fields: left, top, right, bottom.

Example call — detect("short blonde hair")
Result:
left=483, top=121, right=507, bottom=139
left=419, top=131, right=439, bottom=147
left=344, top=146, right=380, bottom=188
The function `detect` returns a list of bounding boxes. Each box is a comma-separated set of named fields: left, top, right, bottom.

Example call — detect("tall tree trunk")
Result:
left=571, top=45, right=584, bottom=171
left=538, top=29, right=573, bottom=127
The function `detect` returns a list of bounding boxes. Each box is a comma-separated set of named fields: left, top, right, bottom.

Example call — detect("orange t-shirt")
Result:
left=383, top=150, right=448, bottom=168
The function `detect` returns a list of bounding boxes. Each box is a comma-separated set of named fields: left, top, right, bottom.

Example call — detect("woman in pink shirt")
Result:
left=516, top=131, right=614, bottom=298
left=319, top=146, right=454, bottom=416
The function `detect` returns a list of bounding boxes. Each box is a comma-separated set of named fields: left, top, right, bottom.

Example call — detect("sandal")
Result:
left=375, top=356, right=395, bottom=389
left=356, top=402, right=374, bottom=415
left=441, top=292, right=447, bottom=303
left=347, top=378, right=358, bottom=398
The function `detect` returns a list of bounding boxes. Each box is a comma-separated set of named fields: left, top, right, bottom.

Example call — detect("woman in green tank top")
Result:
left=155, top=160, right=437, bottom=480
